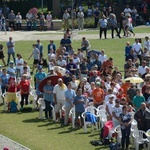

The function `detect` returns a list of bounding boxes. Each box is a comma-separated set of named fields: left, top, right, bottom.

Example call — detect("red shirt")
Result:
left=19, top=80, right=30, bottom=94
left=8, top=83, right=17, bottom=92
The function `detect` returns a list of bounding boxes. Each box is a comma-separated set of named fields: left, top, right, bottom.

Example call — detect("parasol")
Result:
left=124, top=77, right=144, bottom=84
left=53, top=66, right=66, bottom=76
left=29, top=7, right=38, bottom=15
left=38, top=75, right=62, bottom=92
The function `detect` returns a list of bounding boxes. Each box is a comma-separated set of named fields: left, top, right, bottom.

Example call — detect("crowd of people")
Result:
left=0, top=0, right=149, bottom=33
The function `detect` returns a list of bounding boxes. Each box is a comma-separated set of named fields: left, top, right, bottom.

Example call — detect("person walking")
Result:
left=99, top=15, right=108, bottom=39
left=109, top=14, right=121, bottom=39
left=6, top=37, right=15, bottom=65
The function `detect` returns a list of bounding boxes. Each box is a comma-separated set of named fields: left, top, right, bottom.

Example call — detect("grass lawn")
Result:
left=0, top=27, right=148, bottom=149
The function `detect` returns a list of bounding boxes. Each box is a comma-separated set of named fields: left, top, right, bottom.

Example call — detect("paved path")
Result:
left=0, top=28, right=149, bottom=42
left=0, top=134, right=30, bottom=150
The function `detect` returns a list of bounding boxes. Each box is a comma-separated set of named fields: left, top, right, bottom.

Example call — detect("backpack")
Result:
left=10, top=101, right=18, bottom=113
left=109, top=142, right=121, bottom=150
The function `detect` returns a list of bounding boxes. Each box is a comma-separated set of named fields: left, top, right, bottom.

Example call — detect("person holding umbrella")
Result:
left=43, top=79, right=54, bottom=119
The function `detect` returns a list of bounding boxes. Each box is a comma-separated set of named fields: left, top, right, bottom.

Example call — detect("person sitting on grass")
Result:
left=81, top=37, right=90, bottom=56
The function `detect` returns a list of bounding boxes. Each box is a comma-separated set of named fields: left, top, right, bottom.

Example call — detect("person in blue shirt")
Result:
left=60, top=34, right=71, bottom=52
left=35, top=65, right=47, bottom=106
left=73, top=88, right=85, bottom=127
left=119, top=106, right=132, bottom=150
left=43, top=79, right=54, bottom=119
left=6, top=37, right=15, bottom=65
left=64, top=82, right=76, bottom=125
left=93, top=7, right=100, bottom=28
left=47, top=40, right=56, bottom=54
left=125, top=41, right=132, bottom=61
left=36, top=39, right=43, bottom=60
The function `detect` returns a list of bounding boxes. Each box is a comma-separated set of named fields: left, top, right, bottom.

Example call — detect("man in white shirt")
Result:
left=132, top=38, right=142, bottom=65
left=53, top=78, right=67, bottom=121
left=26, top=11, right=33, bottom=31
left=63, top=10, right=70, bottom=31
left=124, top=5, right=132, bottom=17
left=57, top=55, right=66, bottom=68
left=98, top=49, right=107, bottom=64
left=138, top=61, right=147, bottom=77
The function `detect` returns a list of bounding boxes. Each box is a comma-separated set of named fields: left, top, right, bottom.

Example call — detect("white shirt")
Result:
left=73, top=57, right=80, bottom=69
left=106, top=101, right=115, bottom=115
left=46, top=14, right=52, bottom=22
left=138, top=65, right=146, bottom=75
left=70, top=81, right=78, bottom=90
left=124, top=8, right=132, bottom=16
left=16, top=58, right=24, bottom=70
left=57, top=59, right=66, bottom=67
left=144, top=40, right=150, bottom=51
left=26, top=13, right=32, bottom=20
left=112, top=105, right=123, bottom=117
left=53, top=84, right=67, bottom=101
left=98, top=54, right=107, bottom=64
left=20, top=66, right=30, bottom=74
left=16, top=14, right=22, bottom=23
left=133, top=42, right=142, bottom=55
left=104, top=94, right=116, bottom=104
left=48, top=53, right=56, bottom=61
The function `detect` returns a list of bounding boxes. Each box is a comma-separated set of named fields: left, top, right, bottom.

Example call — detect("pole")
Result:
left=41, top=0, right=43, bottom=12
left=71, top=0, right=73, bottom=30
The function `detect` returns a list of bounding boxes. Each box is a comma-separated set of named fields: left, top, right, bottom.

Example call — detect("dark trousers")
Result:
left=75, top=111, right=84, bottom=126
left=137, top=54, right=142, bottom=65
left=9, top=22, right=15, bottom=30
left=1, top=86, right=8, bottom=95
left=7, top=53, right=16, bottom=65
left=100, top=27, right=107, bottom=39
left=94, top=18, right=99, bottom=28
left=118, top=25, right=126, bottom=36
left=16, top=23, right=21, bottom=30
left=121, top=129, right=130, bottom=149
left=44, top=100, right=52, bottom=119
left=111, top=26, right=120, bottom=38
left=20, top=94, right=29, bottom=108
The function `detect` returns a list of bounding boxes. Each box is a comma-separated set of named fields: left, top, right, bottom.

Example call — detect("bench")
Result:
left=6, top=19, right=62, bottom=31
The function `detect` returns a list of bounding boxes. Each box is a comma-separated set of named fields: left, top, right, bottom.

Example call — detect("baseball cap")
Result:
left=96, top=82, right=101, bottom=86
left=38, top=65, right=43, bottom=70
left=9, top=61, right=14, bottom=64
left=58, top=78, right=63, bottom=82
left=115, top=99, right=120, bottom=103
left=109, top=94, right=115, bottom=99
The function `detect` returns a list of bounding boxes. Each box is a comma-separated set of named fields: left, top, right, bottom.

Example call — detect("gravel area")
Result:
left=0, top=26, right=149, bottom=42
left=0, top=134, right=30, bottom=150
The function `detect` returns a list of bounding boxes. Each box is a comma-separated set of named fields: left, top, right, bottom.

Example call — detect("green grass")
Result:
left=0, top=28, right=148, bottom=149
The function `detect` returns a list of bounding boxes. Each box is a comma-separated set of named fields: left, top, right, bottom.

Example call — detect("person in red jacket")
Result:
left=19, top=74, right=30, bottom=109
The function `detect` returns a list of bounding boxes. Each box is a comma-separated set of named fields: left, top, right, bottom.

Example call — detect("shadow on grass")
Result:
left=58, top=126, right=76, bottom=134
left=22, top=118, right=43, bottom=123
left=37, top=121, right=56, bottom=127
left=88, top=132, right=99, bottom=137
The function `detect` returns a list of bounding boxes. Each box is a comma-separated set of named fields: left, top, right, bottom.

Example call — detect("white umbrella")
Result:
left=124, top=77, right=144, bottom=84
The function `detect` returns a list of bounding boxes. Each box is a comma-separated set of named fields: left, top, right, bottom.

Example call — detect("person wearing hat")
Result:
left=7, top=61, right=16, bottom=78
left=92, top=82, right=104, bottom=107
left=36, top=39, right=43, bottom=60
left=112, top=99, right=123, bottom=127
left=35, top=65, right=47, bottom=106
left=53, top=78, right=67, bottom=121
left=64, top=82, right=76, bottom=126
left=43, top=79, right=54, bottom=119
left=6, top=37, right=16, bottom=65
left=46, top=11, right=52, bottom=30
left=47, top=68, right=57, bottom=77
left=106, top=94, right=115, bottom=120
left=63, top=70, right=72, bottom=85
